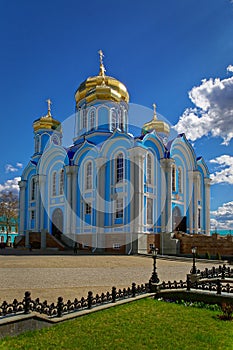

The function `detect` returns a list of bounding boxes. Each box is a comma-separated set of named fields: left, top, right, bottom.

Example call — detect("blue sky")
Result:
left=0, top=0, right=233, bottom=230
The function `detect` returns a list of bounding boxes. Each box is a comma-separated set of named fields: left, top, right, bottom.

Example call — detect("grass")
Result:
left=0, top=298, right=233, bottom=350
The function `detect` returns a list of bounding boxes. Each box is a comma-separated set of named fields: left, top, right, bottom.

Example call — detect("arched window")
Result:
left=116, top=153, right=124, bottom=183
left=86, top=162, right=92, bottom=190
left=82, top=110, right=87, bottom=129
left=147, top=198, right=153, bottom=224
left=116, top=198, right=123, bottom=219
left=90, top=110, right=95, bottom=130
left=172, top=165, right=176, bottom=192
left=35, top=135, right=40, bottom=153
left=147, top=154, right=152, bottom=184
left=59, top=169, right=64, bottom=195
left=118, top=109, right=124, bottom=131
left=52, top=172, right=57, bottom=196
left=178, top=167, right=182, bottom=193
left=111, top=110, right=117, bottom=131
left=31, top=178, right=36, bottom=201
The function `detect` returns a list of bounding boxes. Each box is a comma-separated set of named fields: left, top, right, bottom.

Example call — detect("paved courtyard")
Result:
left=0, top=252, right=220, bottom=303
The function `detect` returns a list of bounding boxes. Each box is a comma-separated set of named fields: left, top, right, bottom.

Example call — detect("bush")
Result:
left=216, top=252, right=221, bottom=260
left=205, top=252, right=211, bottom=259
left=218, top=303, right=233, bottom=321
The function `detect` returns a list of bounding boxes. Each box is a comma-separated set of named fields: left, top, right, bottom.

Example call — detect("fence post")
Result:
left=186, top=275, right=191, bottom=291
left=87, top=291, right=93, bottom=309
left=112, top=286, right=116, bottom=303
left=57, top=296, right=63, bottom=317
left=24, top=291, right=31, bottom=314
left=132, top=282, right=136, bottom=297
left=217, top=279, right=222, bottom=295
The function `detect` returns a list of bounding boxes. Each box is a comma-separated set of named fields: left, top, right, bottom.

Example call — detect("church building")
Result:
left=19, top=52, right=210, bottom=254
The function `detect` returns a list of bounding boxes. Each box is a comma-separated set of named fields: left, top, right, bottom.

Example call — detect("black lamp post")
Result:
left=190, top=246, right=197, bottom=274
left=150, top=247, right=160, bottom=284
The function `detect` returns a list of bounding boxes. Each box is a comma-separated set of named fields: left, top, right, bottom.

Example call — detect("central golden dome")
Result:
left=75, top=50, right=129, bottom=105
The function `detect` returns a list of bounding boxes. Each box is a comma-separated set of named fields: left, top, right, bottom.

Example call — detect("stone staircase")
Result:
left=16, top=232, right=66, bottom=251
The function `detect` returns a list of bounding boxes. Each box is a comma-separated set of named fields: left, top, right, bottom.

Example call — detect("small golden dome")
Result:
left=75, top=50, right=129, bottom=105
left=33, top=99, right=61, bottom=132
left=142, top=103, right=170, bottom=136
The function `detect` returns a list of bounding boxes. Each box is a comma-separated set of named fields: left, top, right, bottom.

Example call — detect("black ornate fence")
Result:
left=0, top=283, right=149, bottom=319
left=155, top=264, right=233, bottom=297
left=1, top=265, right=233, bottom=320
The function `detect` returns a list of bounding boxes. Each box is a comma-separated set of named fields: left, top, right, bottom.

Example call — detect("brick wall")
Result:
left=174, top=232, right=233, bottom=257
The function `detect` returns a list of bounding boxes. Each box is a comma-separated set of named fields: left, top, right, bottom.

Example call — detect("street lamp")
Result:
left=190, top=246, right=197, bottom=274
left=150, top=247, right=160, bottom=284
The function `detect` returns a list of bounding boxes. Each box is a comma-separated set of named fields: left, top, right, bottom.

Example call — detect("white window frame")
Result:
left=52, top=171, right=57, bottom=196
left=147, top=154, right=152, bottom=185
left=59, top=169, right=64, bottom=195
left=113, top=243, right=120, bottom=250
left=86, top=162, right=92, bottom=190
left=116, top=153, right=124, bottom=183
left=85, top=202, right=92, bottom=215
left=111, top=110, right=117, bottom=131
left=116, top=198, right=124, bottom=219
left=172, top=165, right=176, bottom=192
left=178, top=167, right=183, bottom=193
left=147, top=198, right=153, bottom=225
left=90, top=110, right=95, bottom=130
left=31, top=178, right=36, bottom=201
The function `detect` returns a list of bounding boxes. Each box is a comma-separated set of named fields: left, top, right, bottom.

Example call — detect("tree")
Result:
left=0, top=191, right=19, bottom=244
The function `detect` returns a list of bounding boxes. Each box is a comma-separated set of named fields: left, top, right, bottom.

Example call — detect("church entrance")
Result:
left=172, top=206, right=187, bottom=232
left=52, top=208, right=63, bottom=239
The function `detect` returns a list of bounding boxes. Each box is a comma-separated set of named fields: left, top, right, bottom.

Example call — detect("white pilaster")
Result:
left=204, top=178, right=211, bottom=235
left=18, top=180, right=26, bottom=235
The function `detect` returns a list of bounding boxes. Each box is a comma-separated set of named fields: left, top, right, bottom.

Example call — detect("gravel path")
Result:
left=0, top=253, right=219, bottom=303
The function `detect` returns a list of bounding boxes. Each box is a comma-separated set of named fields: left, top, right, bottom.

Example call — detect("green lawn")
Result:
left=0, top=298, right=233, bottom=350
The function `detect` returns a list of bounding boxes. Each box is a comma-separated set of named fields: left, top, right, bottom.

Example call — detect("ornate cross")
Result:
left=46, top=99, right=52, bottom=115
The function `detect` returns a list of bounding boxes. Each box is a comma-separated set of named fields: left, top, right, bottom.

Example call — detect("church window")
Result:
left=147, top=198, right=153, bottom=225
left=116, top=198, right=123, bottom=219
left=119, top=109, right=124, bottom=131
left=86, top=162, right=92, bottom=190
left=198, top=208, right=201, bottom=229
left=111, top=110, right=117, bottom=131
left=178, top=167, right=182, bottom=193
left=90, top=110, right=95, bottom=130
left=85, top=203, right=92, bottom=215
left=52, top=172, right=57, bottom=196
left=31, top=178, right=36, bottom=201
left=82, top=110, right=87, bottom=129
left=113, top=243, right=120, bottom=250
left=31, top=211, right=35, bottom=220
left=147, top=154, right=152, bottom=184
left=116, top=153, right=124, bottom=183
left=59, top=169, right=64, bottom=195
left=35, top=136, right=40, bottom=153
left=172, top=165, right=176, bottom=192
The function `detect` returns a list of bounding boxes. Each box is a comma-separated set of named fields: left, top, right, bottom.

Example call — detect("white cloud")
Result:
left=227, top=65, right=233, bottom=73
left=0, top=177, right=20, bottom=195
left=5, top=163, right=23, bottom=173
left=209, top=155, right=233, bottom=184
left=211, top=201, right=233, bottom=230
left=174, top=67, right=233, bottom=145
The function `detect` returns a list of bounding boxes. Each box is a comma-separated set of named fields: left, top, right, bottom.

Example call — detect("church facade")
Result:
left=19, top=52, right=210, bottom=253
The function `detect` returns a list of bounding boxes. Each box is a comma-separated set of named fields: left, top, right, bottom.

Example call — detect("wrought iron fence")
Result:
left=0, top=265, right=233, bottom=320
left=0, top=283, right=149, bottom=319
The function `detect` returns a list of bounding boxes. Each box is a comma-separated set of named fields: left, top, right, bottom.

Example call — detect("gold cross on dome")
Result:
left=98, top=50, right=104, bottom=65
left=46, top=99, right=52, bottom=115
left=153, top=103, right=157, bottom=115
left=98, top=49, right=106, bottom=78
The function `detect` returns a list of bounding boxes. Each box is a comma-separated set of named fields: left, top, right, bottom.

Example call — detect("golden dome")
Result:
left=33, top=99, right=61, bottom=132
left=142, top=103, right=170, bottom=135
left=75, top=50, right=129, bottom=105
